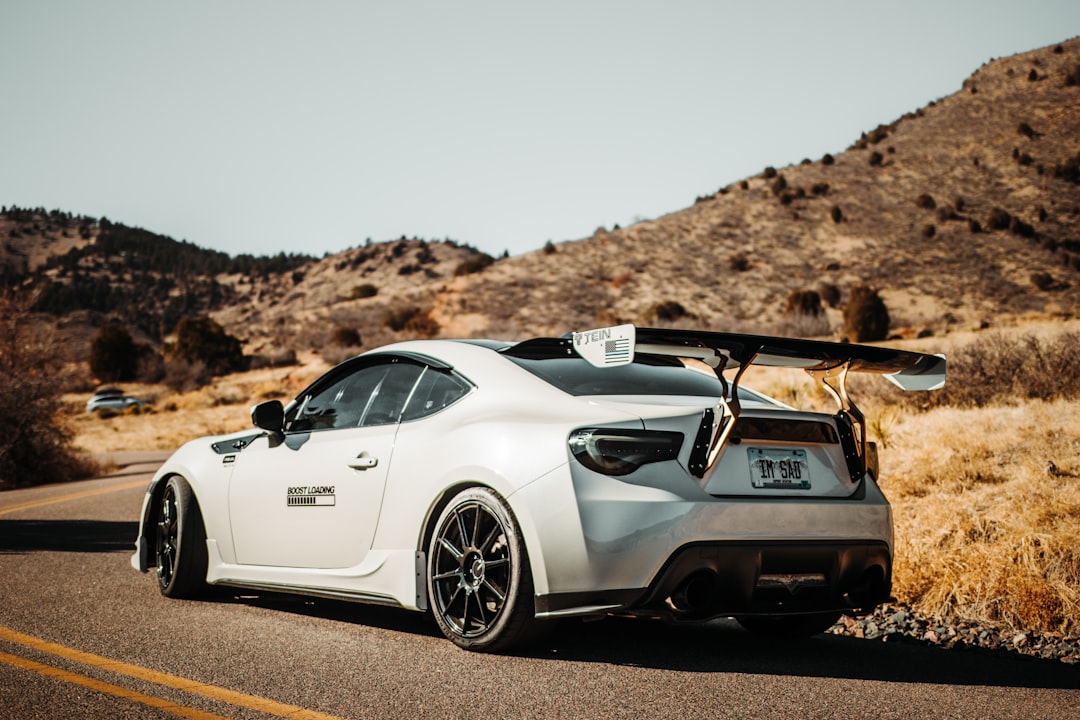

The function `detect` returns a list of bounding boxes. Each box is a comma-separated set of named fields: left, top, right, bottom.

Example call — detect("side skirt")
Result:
left=213, top=579, right=407, bottom=609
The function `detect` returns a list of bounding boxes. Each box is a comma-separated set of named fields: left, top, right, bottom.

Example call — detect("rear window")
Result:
left=505, top=353, right=759, bottom=400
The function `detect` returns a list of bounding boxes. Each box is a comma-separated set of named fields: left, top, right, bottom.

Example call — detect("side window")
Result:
left=284, top=360, right=428, bottom=432
left=359, top=363, right=425, bottom=426
left=401, top=369, right=472, bottom=422
left=287, top=364, right=390, bottom=432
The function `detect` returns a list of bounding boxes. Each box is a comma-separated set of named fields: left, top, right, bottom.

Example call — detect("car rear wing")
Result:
left=571, top=324, right=946, bottom=479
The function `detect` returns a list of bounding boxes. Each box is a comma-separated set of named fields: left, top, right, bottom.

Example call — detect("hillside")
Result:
left=221, top=38, right=1080, bottom=349
left=432, top=37, right=1080, bottom=340
left=5, top=38, right=1080, bottom=364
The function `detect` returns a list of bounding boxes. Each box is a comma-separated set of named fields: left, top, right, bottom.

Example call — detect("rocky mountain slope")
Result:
left=4, top=38, right=1079, bottom=364
left=431, top=37, right=1080, bottom=340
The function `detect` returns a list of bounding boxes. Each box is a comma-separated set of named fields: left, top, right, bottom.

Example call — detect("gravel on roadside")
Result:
left=828, top=603, right=1080, bottom=664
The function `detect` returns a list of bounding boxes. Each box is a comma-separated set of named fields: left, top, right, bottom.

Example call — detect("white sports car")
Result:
left=132, top=325, right=945, bottom=651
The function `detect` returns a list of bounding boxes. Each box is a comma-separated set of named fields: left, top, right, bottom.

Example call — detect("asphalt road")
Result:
left=1, top=460, right=1077, bottom=720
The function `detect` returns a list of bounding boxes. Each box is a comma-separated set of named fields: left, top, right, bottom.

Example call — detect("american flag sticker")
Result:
left=573, top=324, right=635, bottom=367
left=605, top=337, right=631, bottom=364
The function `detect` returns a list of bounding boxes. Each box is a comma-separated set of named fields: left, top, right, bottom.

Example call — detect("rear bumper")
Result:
left=536, top=539, right=891, bottom=620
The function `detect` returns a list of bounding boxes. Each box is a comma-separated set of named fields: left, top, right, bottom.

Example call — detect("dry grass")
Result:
left=743, top=321, right=1080, bottom=634
left=885, top=400, right=1080, bottom=634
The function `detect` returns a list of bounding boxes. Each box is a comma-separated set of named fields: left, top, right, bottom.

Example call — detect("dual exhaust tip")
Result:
left=665, top=567, right=886, bottom=616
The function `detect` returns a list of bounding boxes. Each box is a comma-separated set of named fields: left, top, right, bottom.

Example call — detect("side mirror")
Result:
left=251, top=400, right=284, bottom=434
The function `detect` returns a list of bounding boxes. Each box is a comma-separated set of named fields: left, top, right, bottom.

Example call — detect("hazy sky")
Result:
left=2, top=2, right=1078, bottom=258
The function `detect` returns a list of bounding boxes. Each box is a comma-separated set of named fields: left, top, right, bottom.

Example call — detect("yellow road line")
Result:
left=0, top=649, right=231, bottom=720
left=0, top=478, right=148, bottom=516
left=0, top=626, right=348, bottom=720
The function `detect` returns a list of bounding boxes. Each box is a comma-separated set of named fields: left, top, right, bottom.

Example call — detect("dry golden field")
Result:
left=66, top=319, right=1080, bottom=637
left=749, top=319, right=1080, bottom=637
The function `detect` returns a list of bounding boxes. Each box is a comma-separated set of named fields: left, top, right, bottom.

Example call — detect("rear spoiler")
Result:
left=569, top=324, right=946, bottom=479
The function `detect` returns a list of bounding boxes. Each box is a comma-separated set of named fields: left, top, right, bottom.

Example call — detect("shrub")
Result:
left=0, top=291, right=97, bottom=489
left=821, top=153, right=835, bottom=166
left=968, top=219, right=983, bottom=233
left=770, top=174, right=787, bottom=195
left=763, top=166, right=777, bottom=179
left=331, top=327, right=361, bottom=347
left=172, top=316, right=245, bottom=376
left=1030, top=272, right=1055, bottom=290
left=1054, top=153, right=1080, bottom=184
left=843, top=284, right=889, bottom=342
left=1066, top=63, right=1080, bottom=87
left=935, top=207, right=960, bottom=222
left=454, top=252, right=494, bottom=276
left=403, top=311, right=439, bottom=337
left=728, top=253, right=750, bottom=272
left=1017, top=122, right=1041, bottom=139
left=915, top=193, right=936, bottom=210
left=89, top=323, right=138, bottom=382
left=986, top=208, right=1012, bottom=231
left=739, top=180, right=749, bottom=190
left=909, top=332, right=1080, bottom=409
left=1009, top=217, right=1035, bottom=238
left=922, top=224, right=936, bottom=239
left=830, top=205, right=844, bottom=223
left=783, top=289, right=823, bottom=317
left=868, top=151, right=883, bottom=166
left=811, top=182, right=830, bottom=195
left=648, top=300, right=688, bottom=322
left=351, top=283, right=378, bottom=299
left=818, top=282, right=841, bottom=308
left=384, top=306, right=440, bottom=336
left=781, top=289, right=820, bottom=317
left=384, top=306, right=420, bottom=332
left=543, top=240, right=557, bottom=255
left=136, top=344, right=165, bottom=383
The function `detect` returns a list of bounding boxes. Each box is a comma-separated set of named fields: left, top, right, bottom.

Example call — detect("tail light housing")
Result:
left=569, top=428, right=683, bottom=476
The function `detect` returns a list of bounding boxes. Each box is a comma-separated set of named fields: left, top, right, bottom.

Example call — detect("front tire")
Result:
left=155, top=476, right=208, bottom=598
left=427, top=487, right=538, bottom=652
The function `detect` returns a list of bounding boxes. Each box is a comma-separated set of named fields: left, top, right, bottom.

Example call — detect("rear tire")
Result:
left=427, top=487, right=539, bottom=652
left=737, top=611, right=841, bottom=638
left=155, top=476, right=208, bottom=598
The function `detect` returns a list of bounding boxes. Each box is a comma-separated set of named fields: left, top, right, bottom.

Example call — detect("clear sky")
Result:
left=2, top=2, right=1078, bottom=258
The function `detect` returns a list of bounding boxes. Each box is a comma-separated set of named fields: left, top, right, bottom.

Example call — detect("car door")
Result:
left=228, top=356, right=424, bottom=569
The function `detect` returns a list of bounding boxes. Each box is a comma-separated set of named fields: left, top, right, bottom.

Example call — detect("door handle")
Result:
left=349, top=455, right=378, bottom=470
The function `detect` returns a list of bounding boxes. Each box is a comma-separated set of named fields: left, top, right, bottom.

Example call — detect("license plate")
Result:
left=748, top=447, right=811, bottom=489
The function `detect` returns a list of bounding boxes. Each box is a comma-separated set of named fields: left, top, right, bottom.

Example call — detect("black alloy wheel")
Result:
left=427, top=487, right=538, bottom=651
left=154, top=476, right=208, bottom=598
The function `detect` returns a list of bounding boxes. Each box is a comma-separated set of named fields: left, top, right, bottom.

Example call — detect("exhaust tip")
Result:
left=666, top=572, right=719, bottom=613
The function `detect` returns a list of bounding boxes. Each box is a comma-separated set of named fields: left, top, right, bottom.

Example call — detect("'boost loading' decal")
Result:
left=287, top=486, right=336, bottom=507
